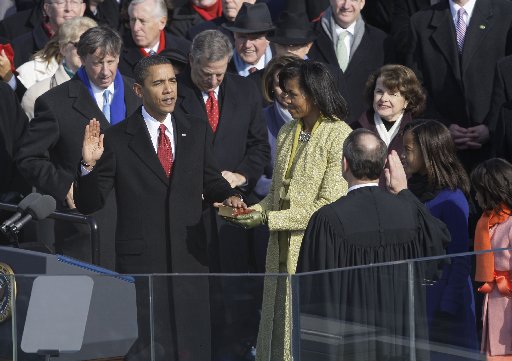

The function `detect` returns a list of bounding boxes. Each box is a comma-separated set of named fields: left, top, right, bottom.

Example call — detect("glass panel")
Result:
left=2, top=248, right=511, bottom=361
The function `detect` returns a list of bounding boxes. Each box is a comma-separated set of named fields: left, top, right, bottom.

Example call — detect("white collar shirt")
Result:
left=142, top=106, right=176, bottom=158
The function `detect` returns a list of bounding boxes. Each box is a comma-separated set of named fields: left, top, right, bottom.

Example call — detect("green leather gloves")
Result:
left=225, top=210, right=268, bottom=229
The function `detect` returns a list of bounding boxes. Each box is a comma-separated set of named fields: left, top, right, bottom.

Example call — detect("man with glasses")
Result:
left=118, top=0, right=191, bottom=78
left=15, top=26, right=141, bottom=269
left=11, top=0, right=85, bottom=67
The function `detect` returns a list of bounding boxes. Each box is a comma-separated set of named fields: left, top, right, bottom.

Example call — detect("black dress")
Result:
left=296, top=187, right=450, bottom=361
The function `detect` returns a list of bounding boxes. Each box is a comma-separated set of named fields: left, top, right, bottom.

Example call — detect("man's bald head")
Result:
left=343, top=129, right=388, bottom=181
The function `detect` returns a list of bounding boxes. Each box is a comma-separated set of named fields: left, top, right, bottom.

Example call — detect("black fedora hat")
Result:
left=222, top=2, right=275, bottom=34
left=267, top=11, right=317, bottom=45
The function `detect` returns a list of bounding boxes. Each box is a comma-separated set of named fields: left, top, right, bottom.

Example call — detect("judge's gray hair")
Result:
left=343, top=129, right=387, bottom=181
left=190, top=30, right=233, bottom=65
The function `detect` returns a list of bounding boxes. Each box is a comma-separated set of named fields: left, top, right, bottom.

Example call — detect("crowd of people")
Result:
left=1, top=0, right=512, bottom=360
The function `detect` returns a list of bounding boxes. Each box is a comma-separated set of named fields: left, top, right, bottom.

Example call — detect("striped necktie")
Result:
left=455, top=8, right=467, bottom=54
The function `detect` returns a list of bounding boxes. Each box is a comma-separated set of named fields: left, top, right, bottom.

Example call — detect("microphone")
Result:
left=0, top=193, right=42, bottom=234
left=9, top=195, right=57, bottom=234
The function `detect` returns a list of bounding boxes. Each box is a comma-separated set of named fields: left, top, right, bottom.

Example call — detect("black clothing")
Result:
left=297, top=187, right=450, bottom=361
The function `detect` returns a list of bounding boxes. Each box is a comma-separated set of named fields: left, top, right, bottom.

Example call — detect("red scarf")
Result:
left=191, top=0, right=222, bottom=21
left=474, top=204, right=512, bottom=295
left=42, top=22, right=56, bottom=38
left=138, top=30, right=166, bottom=57
left=0, top=43, right=16, bottom=73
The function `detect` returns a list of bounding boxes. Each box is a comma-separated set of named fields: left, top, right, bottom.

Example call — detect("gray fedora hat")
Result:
left=222, top=2, right=275, bottom=34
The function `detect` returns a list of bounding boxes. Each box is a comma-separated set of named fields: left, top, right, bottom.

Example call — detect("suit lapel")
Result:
left=171, top=110, right=192, bottom=173
left=430, top=5, right=462, bottom=83
left=68, top=79, right=110, bottom=130
left=216, top=76, right=237, bottom=136
left=126, top=111, right=169, bottom=186
left=461, top=0, right=492, bottom=72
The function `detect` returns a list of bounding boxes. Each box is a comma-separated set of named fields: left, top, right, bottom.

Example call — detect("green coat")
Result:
left=253, top=116, right=351, bottom=361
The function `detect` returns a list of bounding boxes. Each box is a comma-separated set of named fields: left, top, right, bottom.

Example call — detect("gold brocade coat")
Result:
left=253, top=116, right=351, bottom=361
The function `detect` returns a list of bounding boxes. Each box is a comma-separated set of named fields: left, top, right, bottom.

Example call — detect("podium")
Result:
left=0, top=247, right=138, bottom=361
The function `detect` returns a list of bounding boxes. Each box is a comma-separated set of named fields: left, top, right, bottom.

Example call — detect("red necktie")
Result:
left=205, top=91, right=219, bottom=132
left=157, top=124, right=173, bottom=177
left=249, top=66, right=258, bottom=74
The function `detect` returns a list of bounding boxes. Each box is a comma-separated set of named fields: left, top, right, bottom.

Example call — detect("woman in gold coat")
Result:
left=228, top=59, right=352, bottom=361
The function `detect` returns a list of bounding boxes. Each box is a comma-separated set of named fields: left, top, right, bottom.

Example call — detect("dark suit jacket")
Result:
left=487, top=56, right=512, bottom=159
left=409, top=0, right=512, bottom=167
left=390, top=0, right=432, bottom=63
left=74, top=107, right=235, bottom=360
left=409, top=0, right=512, bottom=127
left=186, top=16, right=234, bottom=43
left=308, top=20, right=393, bottom=125
left=176, top=71, right=270, bottom=196
left=167, top=2, right=205, bottom=39
left=0, top=82, right=29, bottom=197
left=84, top=0, right=120, bottom=30
left=0, top=5, right=42, bottom=41
left=118, top=31, right=191, bottom=78
left=16, top=75, right=140, bottom=202
left=11, top=22, right=48, bottom=67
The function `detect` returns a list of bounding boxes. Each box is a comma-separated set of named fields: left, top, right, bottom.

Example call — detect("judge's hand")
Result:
left=82, top=119, right=104, bottom=168
left=385, top=150, right=408, bottom=195
left=66, top=183, right=76, bottom=209
left=0, top=49, right=13, bottom=81
left=221, top=171, right=247, bottom=188
left=225, top=211, right=267, bottom=229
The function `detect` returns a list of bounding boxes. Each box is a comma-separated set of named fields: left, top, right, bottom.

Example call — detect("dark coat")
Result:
left=0, top=6, right=42, bottom=41
left=74, top=107, right=236, bottom=361
left=11, top=22, right=48, bottom=67
left=16, top=75, right=140, bottom=202
left=186, top=16, right=234, bottom=43
left=354, top=109, right=414, bottom=187
left=118, top=31, right=191, bottom=78
left=308, top=20, right=393, bottom=125
left=176, top=71, right=270, bottom=195
left=486, top=55, right=512, bottom=158
left=83, top=0, right=120, bottom=30
left=15, top=75, right=140, bottom=268
left=0, top=82, right=29, bottom=198
left=167, top=2, right=205, bottom=39
left=297, top=187, right=450, bottom=361
left=408, top=0, right=512, bottom=167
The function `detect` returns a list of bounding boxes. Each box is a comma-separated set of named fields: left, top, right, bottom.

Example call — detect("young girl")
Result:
left=471, top=158, right=512, bottom=360
left=402, top=120, right=479, bottom=353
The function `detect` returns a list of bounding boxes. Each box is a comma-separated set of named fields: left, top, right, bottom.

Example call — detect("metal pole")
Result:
left=408, top=262, right=416, bottom=361
left=0, top=202, right=101, bottom=265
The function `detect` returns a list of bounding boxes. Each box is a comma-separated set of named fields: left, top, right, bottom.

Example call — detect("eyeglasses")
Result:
left=49, top=0, right=83, bottom=8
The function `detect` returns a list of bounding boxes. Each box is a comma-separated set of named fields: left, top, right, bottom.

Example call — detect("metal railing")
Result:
left=0, top=201, right=100, bottom=265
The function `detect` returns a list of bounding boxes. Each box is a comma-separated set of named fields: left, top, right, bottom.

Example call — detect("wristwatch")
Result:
left=80, top=159, right=93, bottom=169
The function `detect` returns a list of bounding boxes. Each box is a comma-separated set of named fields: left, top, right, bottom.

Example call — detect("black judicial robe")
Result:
left=296, top=187, right=450, bottom=361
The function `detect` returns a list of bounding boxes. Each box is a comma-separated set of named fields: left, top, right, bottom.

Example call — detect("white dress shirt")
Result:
left=90, top=81, right=115, bottom=111
left=449, top=0, right=477, bottom=26
left=142, top=106, right=176, bottom=158
left=347, top=183, right=379, bottom=193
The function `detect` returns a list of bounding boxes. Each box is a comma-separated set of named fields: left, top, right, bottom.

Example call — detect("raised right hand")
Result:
left=82, top=118, right=104, bottom=167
